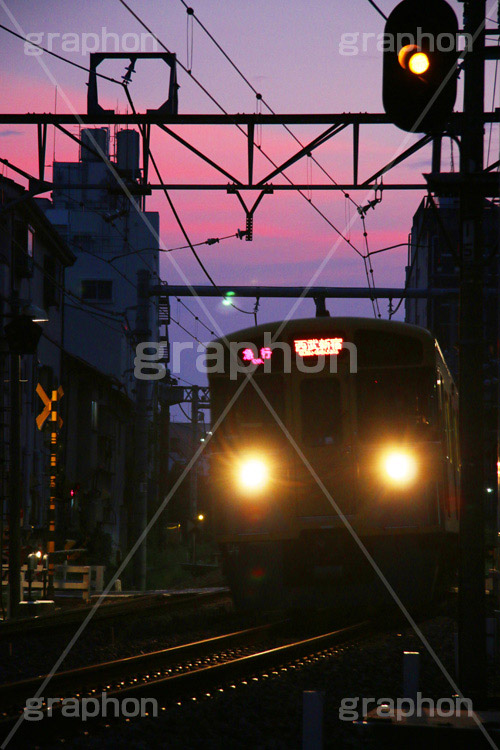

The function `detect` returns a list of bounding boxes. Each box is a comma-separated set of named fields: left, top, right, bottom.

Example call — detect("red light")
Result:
left=294, top=338, right=343, bottom=357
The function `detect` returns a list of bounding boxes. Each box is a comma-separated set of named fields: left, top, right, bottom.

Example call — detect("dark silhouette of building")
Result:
left=405, top=195, right=499, bottom=516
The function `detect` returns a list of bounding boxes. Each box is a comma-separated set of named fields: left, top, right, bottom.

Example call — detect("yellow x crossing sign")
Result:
left=36, top=384, right=64, bottom=430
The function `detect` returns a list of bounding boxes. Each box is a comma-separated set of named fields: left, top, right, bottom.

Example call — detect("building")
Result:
left=405, top=195, right=499, bottom=507
left=0, top=174, right=75, bottom=550
left=39, top=127, right=162, bottom=558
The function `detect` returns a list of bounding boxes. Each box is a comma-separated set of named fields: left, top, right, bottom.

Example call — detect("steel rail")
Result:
left=0, top=620, right=370, bottom=720
left=0, top=589, right=229, bottom=641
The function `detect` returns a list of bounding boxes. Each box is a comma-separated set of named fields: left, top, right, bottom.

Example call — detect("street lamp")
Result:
left=3, top=300, right=48, bottom=618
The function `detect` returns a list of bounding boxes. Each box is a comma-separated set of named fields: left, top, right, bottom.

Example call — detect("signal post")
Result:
left=457, top=0, right=487, bottom=702
left=381, top=0, right=491, bottom=701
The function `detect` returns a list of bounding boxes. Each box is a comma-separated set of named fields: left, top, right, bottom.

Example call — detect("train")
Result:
left=208, top=317, right=459, bottom=612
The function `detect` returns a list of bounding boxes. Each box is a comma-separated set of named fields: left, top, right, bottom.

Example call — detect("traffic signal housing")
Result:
left=383, top=0, right=459, bottom=132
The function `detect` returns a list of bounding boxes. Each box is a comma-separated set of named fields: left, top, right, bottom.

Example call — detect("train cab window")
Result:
left=210, top=375, right=285, bottom=436
left=356, top=367, right=435, bottom=441
left=300, top=378, right=341, bottom=447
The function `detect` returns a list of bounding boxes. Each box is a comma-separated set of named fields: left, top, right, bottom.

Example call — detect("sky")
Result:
left=0, top=0, right=498, bottom=412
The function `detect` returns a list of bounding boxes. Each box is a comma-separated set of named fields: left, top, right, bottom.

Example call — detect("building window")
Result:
left=81, top=279, right=113, bottom=302
left=13, top=219, right=34, bottom=277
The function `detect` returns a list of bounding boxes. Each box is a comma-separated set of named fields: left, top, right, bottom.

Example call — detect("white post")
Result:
left=403, top=651, right=420, bottom=702
left=302, top=691, right=323, bottom=750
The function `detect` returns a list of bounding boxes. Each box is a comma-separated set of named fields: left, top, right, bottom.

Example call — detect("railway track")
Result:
left=0, top=587, right=230, bottom=641
left=0, top=618, right=372, bottom=733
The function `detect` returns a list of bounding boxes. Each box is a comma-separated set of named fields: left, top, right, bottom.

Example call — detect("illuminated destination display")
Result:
left=241, top=347, right=273, bottom=365
left=294, top=338, right=344, bottom=357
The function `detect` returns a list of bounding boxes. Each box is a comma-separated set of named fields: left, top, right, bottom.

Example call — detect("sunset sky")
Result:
left=0, top=0, right=497, bottom=401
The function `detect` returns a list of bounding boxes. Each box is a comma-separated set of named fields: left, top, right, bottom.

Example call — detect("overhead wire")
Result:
left=177, top=402, right=193, bottom=422
left=118, top=0, right=383, bottom=315
left=61, top=193, right=160, bottom=279
left=389, top=196, right=431, bottom=319
left=0, top=21, right=221, bottom=332
left=121, top=81, right=256, bottom=317
left=365, top=0, right=388, bottom=21
left=175, top=297, right=217, bottom=337
left=8, top=232, right=129, bottom=323
left=176, top=375, right=197, bottom=387
left=0, top=23, right=123, bottom=84
left=170, top=313, right=208, bottom=348
left=3, top=7, right=384, bottom=320
left=176, top=0, right=384, bottom=314
left=110, top=229, right=246, bottom=260
left=0, top=22, right=231, bottom=388
left=359, top=213, right=381, bottom=317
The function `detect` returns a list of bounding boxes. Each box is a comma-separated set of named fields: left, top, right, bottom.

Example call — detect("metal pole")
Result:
left=458, top=0, right=487, bottom=702
left=302, top=691, right=323, bottom=750
left=8, top=351, right=21, bottom=618
left=190, top=387, right=199, bottom=564
left=47, top=390, right=62, bottom=599
left=151, top=284, right=464, bottom=299
left=135, top=269, right=151, bottom=591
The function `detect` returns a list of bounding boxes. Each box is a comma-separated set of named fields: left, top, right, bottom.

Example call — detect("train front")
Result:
left=208, top=318, right=458, bottom=611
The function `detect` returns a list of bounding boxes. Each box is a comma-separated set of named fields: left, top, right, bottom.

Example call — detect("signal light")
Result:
left=70, top=483, right=80, bottom=500
left=398, top=46, right=430, bottom=75
left=382, top=0, right=459, bottom=132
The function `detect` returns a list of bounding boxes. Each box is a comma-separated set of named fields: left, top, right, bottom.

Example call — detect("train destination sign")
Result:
left=241, top=346, right=273, bottom=365
left=293, top=338, right=344, bottom=357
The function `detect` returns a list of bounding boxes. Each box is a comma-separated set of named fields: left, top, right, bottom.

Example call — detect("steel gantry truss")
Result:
left=1, top=110, right=499, bottom=240
left=1, top=113, right=499, bottom=193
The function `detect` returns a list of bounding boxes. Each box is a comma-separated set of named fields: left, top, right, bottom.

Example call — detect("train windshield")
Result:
left=210, top=374, right=285, bottom=436
left=300, top=378, right=342, bottom=446
left=356, top=367, right=435, bottom=441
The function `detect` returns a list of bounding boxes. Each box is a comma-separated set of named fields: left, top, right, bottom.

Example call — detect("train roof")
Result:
left=213, top=316, right=435, bottom=346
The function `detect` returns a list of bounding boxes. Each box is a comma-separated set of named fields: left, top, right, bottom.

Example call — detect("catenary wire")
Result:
left=117, top=0, right=381, bottom=301
left=0, top=23, right=123, bottom=84
left=176, top=0, right=385, bottom=314
left=122, top=82, right=256, bottom=316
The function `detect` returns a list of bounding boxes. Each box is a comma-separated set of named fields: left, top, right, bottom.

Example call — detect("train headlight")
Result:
left=237, top=457, right=269, bottom=493
left=382, top=451, right=417, bottom=485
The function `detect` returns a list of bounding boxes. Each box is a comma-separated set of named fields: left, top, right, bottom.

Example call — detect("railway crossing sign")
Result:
left=36, top=384, right=64, bottom=430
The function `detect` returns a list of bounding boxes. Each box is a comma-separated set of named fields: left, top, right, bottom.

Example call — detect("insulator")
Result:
left=246, top=214, right=253, bottom=241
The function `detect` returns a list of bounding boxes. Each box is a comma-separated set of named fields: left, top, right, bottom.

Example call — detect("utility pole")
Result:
left=458, top=0, right=487, bottom=702
left=8, top=339, right=21, bottom=619
left=135, top=269, right=151, bottom=591
left=190, top=386, right=199, bottom=563
left=5, top=294, right=45, bottom=618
